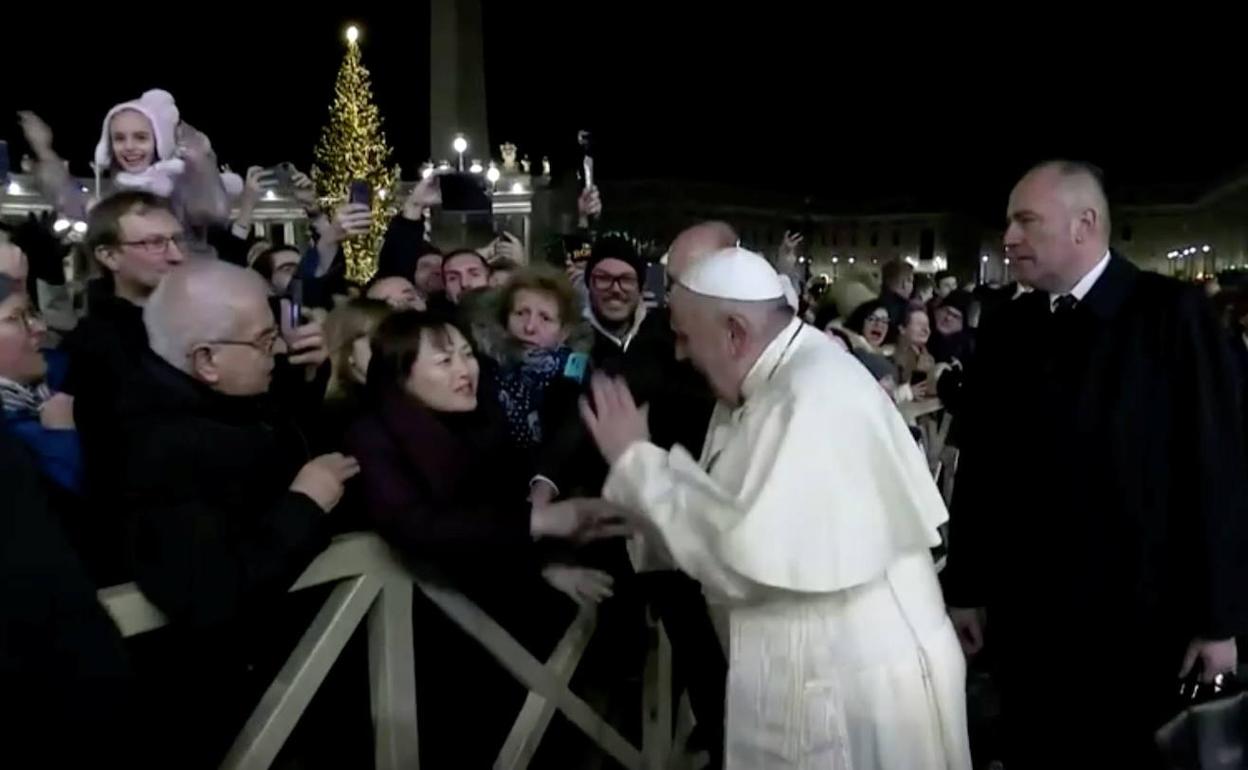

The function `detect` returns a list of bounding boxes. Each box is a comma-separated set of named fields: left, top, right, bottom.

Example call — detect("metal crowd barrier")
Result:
left=97, top=532, right=685, bottom=770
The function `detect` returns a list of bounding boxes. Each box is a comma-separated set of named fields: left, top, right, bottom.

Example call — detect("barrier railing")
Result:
left=98, top=533, right=682, bottom=770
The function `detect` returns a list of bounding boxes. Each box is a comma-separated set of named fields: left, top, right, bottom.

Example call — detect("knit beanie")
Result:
left=585, top=235, right=647, bottom=282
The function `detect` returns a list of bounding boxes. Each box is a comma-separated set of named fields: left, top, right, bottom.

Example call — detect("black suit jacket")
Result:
left=947, top=255, right=1248, bottom=646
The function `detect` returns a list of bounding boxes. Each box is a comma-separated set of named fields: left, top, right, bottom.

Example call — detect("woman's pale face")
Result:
left=507, top=288, right=567, bottom=350
left=0, top=294, right=48, bottom=385
left=110, top=109, right=156, bottom=173
left=863, top=309, right=890, bottom=347
left=404, top=326, right=479, bottom=412
left=348, top=334, right=372, bottom=385
left=902, top=311, right=931, bottom=347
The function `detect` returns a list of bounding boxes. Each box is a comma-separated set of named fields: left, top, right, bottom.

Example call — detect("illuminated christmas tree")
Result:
left=314, top=24, right=397, bottom=282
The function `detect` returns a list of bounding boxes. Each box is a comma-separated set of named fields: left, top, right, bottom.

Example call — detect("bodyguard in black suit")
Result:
left=944, top=161, right=1248, bottom=768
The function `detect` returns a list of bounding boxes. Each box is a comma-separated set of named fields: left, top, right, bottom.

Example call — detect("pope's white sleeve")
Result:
left=603, top=441, right=762, bottom=601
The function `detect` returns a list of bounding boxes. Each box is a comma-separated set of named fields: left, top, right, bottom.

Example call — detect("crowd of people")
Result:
left=3, top=89, right=1248, bottom=770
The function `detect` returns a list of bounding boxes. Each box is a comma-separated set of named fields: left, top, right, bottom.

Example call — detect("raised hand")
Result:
left=579, top=373, right=650, bottom=465
left=332, top=203, right=373, bottom=240
left=290, top=169, right=319, bottom=211
left=403, top=175, right=442, bottom=220
left=284, top=318, right=329, bottom=369
left=493, top=231, right=526, bottom=264
left=577, top=186, right=602, bottom=227
left=17, top=111, right=56, bottom=160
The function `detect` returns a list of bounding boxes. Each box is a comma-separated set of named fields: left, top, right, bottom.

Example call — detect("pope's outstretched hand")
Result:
left=579, top=373, right=650, bottom=465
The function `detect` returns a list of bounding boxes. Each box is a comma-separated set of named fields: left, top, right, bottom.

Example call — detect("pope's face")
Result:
left=670, top=286, right=742, bottom=404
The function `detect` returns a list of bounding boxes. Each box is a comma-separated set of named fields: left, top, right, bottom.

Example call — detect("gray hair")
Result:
left=144, top=260, right=270, bottom=373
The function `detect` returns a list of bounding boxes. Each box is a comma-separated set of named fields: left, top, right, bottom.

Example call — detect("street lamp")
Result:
left=510, top=181, right=526, bottom=194
left=452, top=135, right=468, bottom=170
left=486, top=163, right=501, bottom=184
left=468, top=160, right=484, bottom=174
left=1202, top=244, right=1211, bottom=253
left=345, top=25, right=360, bottom=44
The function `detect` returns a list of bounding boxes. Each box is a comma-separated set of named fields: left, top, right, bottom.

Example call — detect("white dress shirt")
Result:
left=1050, top=250, right=1111, bottom=311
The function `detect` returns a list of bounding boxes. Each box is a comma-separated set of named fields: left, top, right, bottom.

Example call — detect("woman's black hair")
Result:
left=845, top=299, right=888, bottom=335
left=365, top=310, right=474, bottom=399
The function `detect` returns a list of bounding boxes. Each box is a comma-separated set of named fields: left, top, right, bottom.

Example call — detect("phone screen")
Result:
left=348, top=180, right=372, bottom=206
left=287, top=278, right=304, bottom=330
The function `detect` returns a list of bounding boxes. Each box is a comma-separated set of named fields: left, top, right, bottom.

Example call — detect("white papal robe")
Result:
left=603, top=317, right=971, bottom=770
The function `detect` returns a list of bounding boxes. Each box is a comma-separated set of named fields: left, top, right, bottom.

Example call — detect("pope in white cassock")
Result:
left=580, top=247, right=971, bottom=769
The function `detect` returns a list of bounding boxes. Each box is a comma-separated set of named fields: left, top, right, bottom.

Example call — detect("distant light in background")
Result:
left=346, top=25, right=360, bottom=44
left=378, top=188, right=388, bottom=200
left=420, top=164, right=434, bottom=179
left=6, top=181, right=21, bottom=195
left=981, top=255, right=989, bottom=263
left=848, top=257, right=856, bottom=264
left=510, top=181, right=525, bottom=194
left=52, top=218, right=71, bottom=233
left=263, top=190, right=277, bottom=201
left=486, top=165, right=501, bottom=183
left=452, top=136, right=468, bottom=155
left=468, top=160, right=484, bottom=174
left=1202, top=244, right=1211, bottom=253
left=71, top=221, right=87, bottom=234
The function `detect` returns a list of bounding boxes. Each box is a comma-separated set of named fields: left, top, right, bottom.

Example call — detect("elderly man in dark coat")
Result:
left=945, top=160, right=1248, bottom=769
left=118, top=260, right=359, bottom=766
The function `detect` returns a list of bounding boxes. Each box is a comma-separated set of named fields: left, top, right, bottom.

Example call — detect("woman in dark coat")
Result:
left=343, top=311, right=628, bottom=766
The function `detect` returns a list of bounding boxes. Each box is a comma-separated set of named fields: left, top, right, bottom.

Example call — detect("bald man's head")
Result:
left=1004, top=160, right=1112, bottom=293
left=666, top=221, right=738, bottom=283
left=145, top=261, right=281, bottom=396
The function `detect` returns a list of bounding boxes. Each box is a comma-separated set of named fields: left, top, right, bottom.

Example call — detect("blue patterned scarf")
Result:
left=494, top=346, right=587, bottom=450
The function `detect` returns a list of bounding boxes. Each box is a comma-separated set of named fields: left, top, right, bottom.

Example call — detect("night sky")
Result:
left=2, top=7, right=1241, bottom=220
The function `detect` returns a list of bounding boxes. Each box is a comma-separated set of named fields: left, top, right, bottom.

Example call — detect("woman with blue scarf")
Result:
left=0, top=274, right=81, bottom=496
left=491, top=265, right=591, bottom=461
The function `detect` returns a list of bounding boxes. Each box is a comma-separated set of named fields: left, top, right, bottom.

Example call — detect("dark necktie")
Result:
left=1052, top=294, right=1078, bottom=315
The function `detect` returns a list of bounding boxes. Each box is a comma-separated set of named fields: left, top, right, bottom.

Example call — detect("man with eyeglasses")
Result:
left=122, top=259, right=357, bottom=762
left=59, top=191, right=189, bottom=584
left=582, top=235, right=648, bottom=368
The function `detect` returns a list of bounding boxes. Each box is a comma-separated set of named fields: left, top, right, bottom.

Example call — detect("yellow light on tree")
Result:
left=313, top=23, right=397, bottom=282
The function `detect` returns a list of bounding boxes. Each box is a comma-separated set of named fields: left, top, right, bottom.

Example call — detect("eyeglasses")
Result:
left=117, top=233, right=189, bottom=253
left=866, top=313, right=891, bottom=325
left=589, top=272, right=639, bottom=292
left=0, top=308, right=45, bottom=334
left=197, top=329, right=282, bottom=356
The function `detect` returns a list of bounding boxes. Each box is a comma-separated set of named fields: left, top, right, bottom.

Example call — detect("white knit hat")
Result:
left=94, top=89, right=181, bottom=169
left=93, top=89, right=186, bottom=198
